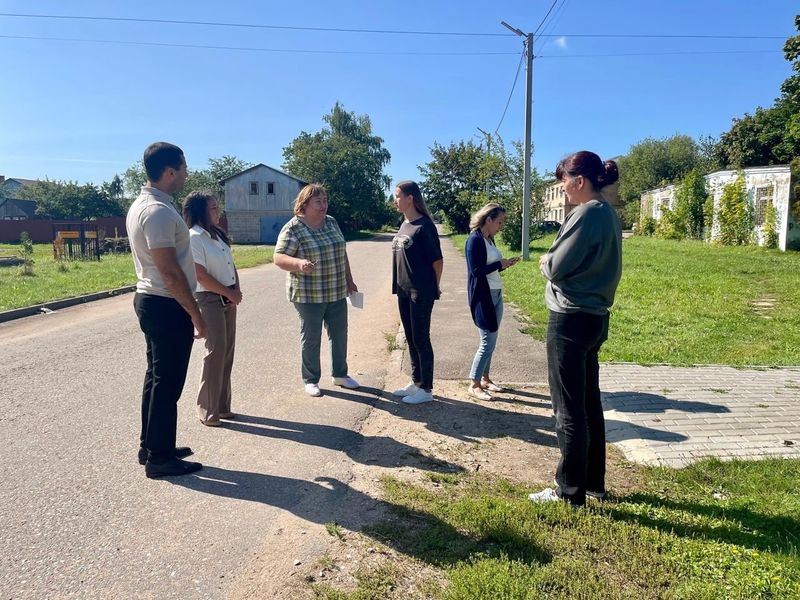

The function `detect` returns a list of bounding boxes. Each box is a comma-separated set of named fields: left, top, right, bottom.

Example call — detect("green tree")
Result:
left=119, top=155, right=253, bottom=210
left=282, top=102, right=393, bottom=230
left=617, top=134, right=701, bottom=225
left=419, top=140, right=487, bottom=233
left=102, top=174, right=125, bottom=211
left=493, top=138, right=546, bottom=250
left=20, top=179, right=123, bottom=219
left=763, top=202, right=779, bottom=249
left=716, top=175, right=753, bottom=246
left=672, top=169, right=708, bottom=240
left=19, top=231, right=35, bottom=276
left=714, top=16, right=800, bottom=168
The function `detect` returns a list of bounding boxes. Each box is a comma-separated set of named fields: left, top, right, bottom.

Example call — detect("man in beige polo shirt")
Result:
left=127, top=142, right=206, bottom=478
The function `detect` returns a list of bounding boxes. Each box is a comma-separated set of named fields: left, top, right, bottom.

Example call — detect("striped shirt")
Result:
left=275, top=215, right=348, bottom=303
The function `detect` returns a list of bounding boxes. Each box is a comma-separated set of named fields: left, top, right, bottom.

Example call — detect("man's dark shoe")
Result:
left=145, top=457, right=203, bottom=479
left=138, top=446, right=193, bottom=465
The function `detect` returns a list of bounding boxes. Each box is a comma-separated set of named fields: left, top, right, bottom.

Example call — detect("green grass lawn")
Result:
left=0, top=243, right=273, bottom=311
left=347, top=458, right=799, bottom=599
left=452, top=234, right=800, bottom=366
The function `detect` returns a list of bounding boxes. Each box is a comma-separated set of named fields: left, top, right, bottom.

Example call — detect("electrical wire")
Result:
left=493, top=51, right=525, bottom=135
left=0, top=12, right=511, bottom=37
left=538, top=49, right=781, bottom=58
left=0, top=34, right=518, bottom=56
left=0, top=12, right=786, bottom=39
left=535, top=0, right=570, bottom=55
left=532, top=0, right=560, bottom=38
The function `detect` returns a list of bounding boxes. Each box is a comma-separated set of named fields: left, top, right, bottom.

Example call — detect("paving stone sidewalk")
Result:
left=600, top=364, right=800, bottom=466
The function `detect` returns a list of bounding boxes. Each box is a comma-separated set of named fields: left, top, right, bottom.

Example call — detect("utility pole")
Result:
left=477, top=127, right=491, bottom=195
left=501, top=21, right=533, bottom=260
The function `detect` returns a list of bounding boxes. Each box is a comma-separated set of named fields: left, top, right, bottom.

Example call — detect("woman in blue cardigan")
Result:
left=465, top=203, right=520, bottom=400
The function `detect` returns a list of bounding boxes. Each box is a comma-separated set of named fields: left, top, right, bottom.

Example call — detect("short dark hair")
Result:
left=555, top=150, right=619, bottom=190
left=143, top=142, right=185, bottom=182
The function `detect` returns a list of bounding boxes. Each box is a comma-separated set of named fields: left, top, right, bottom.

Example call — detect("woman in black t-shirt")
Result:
left=390, top=180, right=443, bottom=405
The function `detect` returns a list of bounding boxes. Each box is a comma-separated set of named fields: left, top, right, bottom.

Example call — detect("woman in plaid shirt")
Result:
left=274, top=184, right=360, bottom=397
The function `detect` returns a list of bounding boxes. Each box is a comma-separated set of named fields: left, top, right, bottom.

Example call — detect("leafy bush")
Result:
left=763, top=202, right=779, bottom=248
left=655, top=207, right=684, bottom=240
left=639, top=216, right=657, bottom=236
left=18, top=232, right=35, bottom=276
left=673, top=169, right=708, bottom=239
left=716, top=175, right=753, bottom=246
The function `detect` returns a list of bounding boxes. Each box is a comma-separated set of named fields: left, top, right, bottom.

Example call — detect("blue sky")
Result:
left=0, top=1, right=795, bottom=188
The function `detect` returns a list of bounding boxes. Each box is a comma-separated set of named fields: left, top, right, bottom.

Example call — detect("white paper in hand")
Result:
left=347, top=291, right=364, bottom=309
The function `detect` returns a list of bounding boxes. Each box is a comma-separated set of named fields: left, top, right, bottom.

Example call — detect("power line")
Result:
left=0, top=12, right=787, bottom=39
left=532, top=0, right=560, bottom=38
left=494, top=51, right=525, bottom=135
left=0, top=34, right=518, bottom=56
left=0, top=12, right=511, bottom=37
left=535, top=0, right=570, bottom=54
left=538, top=33, right=785, bottom=40
left=539, top=49, right=782, bottom=58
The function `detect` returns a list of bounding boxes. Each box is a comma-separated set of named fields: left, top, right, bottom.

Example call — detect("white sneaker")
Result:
left=586, top=490, right=606, bottom=501
left=392, top=382, right=420, bottom=397
left=528, top=487, right=562, bottom=503
left=402, top=389, right=434, bottom=404
left=333, top=376, right=360, bottom=389
left=304, top=383, right=322, bottom=397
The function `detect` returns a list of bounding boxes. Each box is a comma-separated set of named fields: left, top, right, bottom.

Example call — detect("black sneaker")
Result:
left=145, top=457, right=203, bottom=479
left=138, top=446, right=193, bottom=466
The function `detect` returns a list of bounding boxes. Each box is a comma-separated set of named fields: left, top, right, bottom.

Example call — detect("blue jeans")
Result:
left=469, top=288, right=503, bottom=380
left=293, top=299, right=349, bottom=384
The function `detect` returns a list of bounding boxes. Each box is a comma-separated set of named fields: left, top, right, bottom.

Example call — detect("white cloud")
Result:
left=554, top=36, right=567, bottom=49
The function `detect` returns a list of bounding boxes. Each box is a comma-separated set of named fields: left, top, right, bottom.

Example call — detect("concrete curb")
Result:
left=0, top=286, right=136, bottom=323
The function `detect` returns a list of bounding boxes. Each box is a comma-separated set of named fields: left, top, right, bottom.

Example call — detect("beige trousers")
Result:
left=195, top=292, right=237, bottom=422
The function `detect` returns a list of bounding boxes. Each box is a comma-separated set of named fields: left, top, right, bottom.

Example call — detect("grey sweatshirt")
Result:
left=542, top=198, right=622, bottom=315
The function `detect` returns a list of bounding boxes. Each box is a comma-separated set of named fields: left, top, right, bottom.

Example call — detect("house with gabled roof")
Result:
left=220, top=164, right=307, bottom=244
left=0, top=176, right=39, bottom=220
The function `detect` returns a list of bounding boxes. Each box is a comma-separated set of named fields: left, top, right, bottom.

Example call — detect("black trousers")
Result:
left=546, top=309, right=609, bottom=506
left=134, top=294, right=194, bottom=463
left=397, top=292, right=435, bottom=391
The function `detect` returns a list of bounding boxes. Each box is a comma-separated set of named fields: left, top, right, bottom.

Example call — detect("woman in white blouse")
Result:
left=183, top=191, right=242, bottom=426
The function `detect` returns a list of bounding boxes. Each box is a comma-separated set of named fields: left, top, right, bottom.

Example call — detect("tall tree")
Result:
left=617, top=134, right=701, bottom=224
left=282, top=102, right=393, bottom=230
left=102, top=174, right=125, bottom=211
left=419, top=140, right=486, bottom=233
left=19, top=179, right=123, bottom=219
left=119, top=155, right=252, bottom=209
left=714, top=16, right=800, bottom=168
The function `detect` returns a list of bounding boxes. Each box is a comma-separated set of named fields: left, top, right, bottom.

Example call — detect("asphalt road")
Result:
left=0, top=235, right=398, bottom=600
left=0, top=230, right=549, bottom=599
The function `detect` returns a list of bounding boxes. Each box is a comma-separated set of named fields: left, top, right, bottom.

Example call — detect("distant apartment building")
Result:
left=543, top=178, right=623, bottom=223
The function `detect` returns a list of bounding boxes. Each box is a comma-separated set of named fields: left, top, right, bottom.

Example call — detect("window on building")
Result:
left=267, top=182, right=275, bottom=195
left=249, top=182, right=259, bottom=195
left=754, top=185, right=774, bottom=226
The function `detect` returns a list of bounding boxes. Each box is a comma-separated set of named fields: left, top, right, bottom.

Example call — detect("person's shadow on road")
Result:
left=169, top=468, right=551, bottom=567
left=223, top=414, right=463, bottom=473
